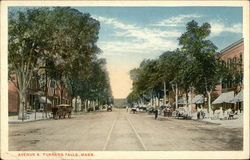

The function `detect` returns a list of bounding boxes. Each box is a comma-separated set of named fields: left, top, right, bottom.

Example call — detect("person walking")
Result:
left=154, top=109, right=158, bottom=120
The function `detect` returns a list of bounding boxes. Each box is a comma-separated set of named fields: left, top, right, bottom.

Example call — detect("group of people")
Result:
left=127, top=104, right=239, bottom=121
left=218, top=107, right=237, bottom=120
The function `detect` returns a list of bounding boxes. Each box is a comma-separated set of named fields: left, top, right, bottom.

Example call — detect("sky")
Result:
left=10, top=6, right=243, bottom=99
left=72, top=7, right=243, bottom=99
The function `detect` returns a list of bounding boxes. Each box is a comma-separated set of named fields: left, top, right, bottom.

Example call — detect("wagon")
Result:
left=52, top=104, right=73, bottom=119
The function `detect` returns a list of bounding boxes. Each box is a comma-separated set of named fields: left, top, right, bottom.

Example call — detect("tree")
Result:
left=9, top=8, right=53, bottom=119
left=158, top=50, right=188, bottom=109
left=45, top=7, right=101, bottom=104
left=178, top=20, right=220, bottom=115
left=8, top=7, right=103, bottom=119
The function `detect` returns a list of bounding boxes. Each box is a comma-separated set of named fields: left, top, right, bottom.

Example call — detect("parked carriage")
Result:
left=163, top=107, right=173, bottom=117
left=52, top=104, right=73, bottom=119
left=130, top=107, right=137, bottom=114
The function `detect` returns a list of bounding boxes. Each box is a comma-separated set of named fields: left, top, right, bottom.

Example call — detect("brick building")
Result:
left=215, top=38, right=244, bottom=95
left=8, top=76, right=19, bottom=114
left=213, top=38, right=244, bottom=112
left=8, top=75, right=71, bottom=114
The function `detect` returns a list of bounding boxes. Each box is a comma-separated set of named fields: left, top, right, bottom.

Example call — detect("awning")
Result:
left=34, top=91, right=44, bottom=95
left=177, top=98, right=187, bottom=105
left=191, top=95, right=204, bottom=104
left=39, top=96, right=52, bottom=104
left=233, top=90, right=243, bottom=103
left=212, top=91, right=235, bottom=105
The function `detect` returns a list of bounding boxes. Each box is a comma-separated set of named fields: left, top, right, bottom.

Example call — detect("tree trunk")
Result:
left=92, top=101, right=95, bottom=111
left=60, top=88, right=63, bottom=104
left=75, top=97, right=77, bottom=112
left=18, top=92, right=25, bottom=120
left=207, top=90, right=213, bottom=118
left=71, top=98, right=74, bottom=109
left=163, top=81, right=167, bottom=106
left=175, top=83, right=178, bottom=110
left=185, top=92, right=188, bottom=115
left=81, top=99, right=85, bottom=111
left=154, top=96, right=156, bottom=109
left=150, top=93, right=153, bottom=107
left=16, top=71, right=32, bottom=120
left=157, top=93, right=160, bottom=107
left=188, top=89, right=192, bottom=117
left=85, top=100, right=88, bottom=112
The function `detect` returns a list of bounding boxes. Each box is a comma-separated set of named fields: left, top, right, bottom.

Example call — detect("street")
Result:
left=9, top=108, right=243, bottom=151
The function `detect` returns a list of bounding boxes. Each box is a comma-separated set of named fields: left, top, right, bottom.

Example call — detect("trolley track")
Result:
left=102, top=109, right=147, bottom=151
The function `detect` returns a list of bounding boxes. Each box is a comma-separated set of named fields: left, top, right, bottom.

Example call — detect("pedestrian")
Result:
left=154, top=109, right=158, bottom=120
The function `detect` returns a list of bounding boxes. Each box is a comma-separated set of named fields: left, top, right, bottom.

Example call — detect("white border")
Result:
left=1, top=1, right=249, bottom=159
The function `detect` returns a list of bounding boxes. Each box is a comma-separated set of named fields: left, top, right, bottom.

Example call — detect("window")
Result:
left=233, top=57, right=237, bottom=67
left=240, top=53, right=243, bottom=64
left=240, top=71, right=243, bottom=84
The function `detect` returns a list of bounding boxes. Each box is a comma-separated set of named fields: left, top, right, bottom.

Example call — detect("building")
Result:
left=213, top=38, right=244, bottom=112
left=215, top=38, right=244, bottom=95
left=8, top=74, right=71, bottom=115
left=8, top=75, right=19, bottom=114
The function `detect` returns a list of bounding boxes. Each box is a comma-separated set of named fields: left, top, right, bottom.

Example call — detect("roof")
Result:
left=177, top=98, right=187, bottom=105
left=220, top=38, right=244, bottom=54
left=233, top=90, right=243, bottom=103
left=191, top=95, right=204, bottom=104
left=212, top=91, right=235, bottom=104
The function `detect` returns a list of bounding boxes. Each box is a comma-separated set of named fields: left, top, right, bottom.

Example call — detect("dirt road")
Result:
left=9, top=108, right=243, bottom=151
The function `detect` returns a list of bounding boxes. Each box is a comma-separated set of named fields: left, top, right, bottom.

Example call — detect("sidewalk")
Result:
left=157, top=112, right=243, bottom=129
left=8, top=110, right=106, bottom=124
left=9, top=112, right=53, bottom=124
left=199, top=115, right=243, bottom=129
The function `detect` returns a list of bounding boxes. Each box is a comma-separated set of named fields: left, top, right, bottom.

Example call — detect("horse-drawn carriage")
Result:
left=163, top=107, right=173, bottom=117
left=51, top=104, right=73, bottom=119
left=130, top=107, right=137, bottom=114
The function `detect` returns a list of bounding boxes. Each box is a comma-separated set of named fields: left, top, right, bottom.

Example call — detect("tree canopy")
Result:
left=9, top=7, right=113, bottom=118
left=127, top=20, right=230, bottom=113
